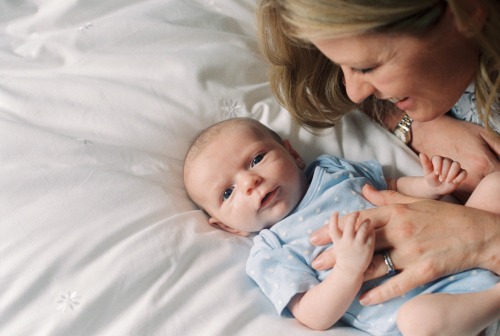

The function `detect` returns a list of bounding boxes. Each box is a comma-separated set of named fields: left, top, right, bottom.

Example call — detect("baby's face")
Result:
left=185, top=123, right=308, bottom=236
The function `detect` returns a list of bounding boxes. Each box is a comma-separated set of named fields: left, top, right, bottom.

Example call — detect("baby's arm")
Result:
left=393, top=153, right=467, bottom=200
left=288, top=212, right=374, bottom=330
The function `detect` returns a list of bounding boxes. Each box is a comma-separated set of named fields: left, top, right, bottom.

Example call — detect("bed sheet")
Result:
left=0, top=1, right=422, bottom=335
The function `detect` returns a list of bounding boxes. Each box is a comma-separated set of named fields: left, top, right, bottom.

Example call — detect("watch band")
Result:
left=392, top=114, right=413, bottom=145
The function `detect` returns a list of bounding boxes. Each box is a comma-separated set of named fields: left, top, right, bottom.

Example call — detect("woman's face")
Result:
left=312, top=8, right=479, bottom=122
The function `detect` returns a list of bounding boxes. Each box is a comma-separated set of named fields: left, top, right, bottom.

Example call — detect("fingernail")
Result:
left=312, top=259, right=323, bottom=269
left=359, top=295, right=371, bottom=306
left=309, top=234, right=320, bottom=244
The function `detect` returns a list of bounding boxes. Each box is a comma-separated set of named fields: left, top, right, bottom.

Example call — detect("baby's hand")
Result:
left=328, top=212, right=374, bottom=275
left=420, top=153, right=467, bottom=196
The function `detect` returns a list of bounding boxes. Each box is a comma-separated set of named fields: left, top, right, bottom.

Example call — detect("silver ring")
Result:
left=383, top=251, right=396, bottom=276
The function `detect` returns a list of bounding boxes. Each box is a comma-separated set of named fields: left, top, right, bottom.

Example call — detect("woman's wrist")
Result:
left=392, top=114, right=413, bottom=145
left=452, top=204, right=500, bottom=274
left=362, top=109, right=414, bottom=145
left=385, top=110, right=406, bottom=130
left=478, top=210, right=500, bottom=274
left=406, top=118, right=431, bottom=153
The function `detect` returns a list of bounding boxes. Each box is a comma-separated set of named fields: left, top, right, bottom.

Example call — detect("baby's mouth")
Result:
left=260, top=188, right=278, bottom=209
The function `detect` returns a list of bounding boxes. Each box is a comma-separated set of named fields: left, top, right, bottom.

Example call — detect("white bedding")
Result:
left=1, top=1, right=422, bottom=335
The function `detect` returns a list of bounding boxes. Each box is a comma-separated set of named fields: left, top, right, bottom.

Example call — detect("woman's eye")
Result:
left=353, top=67, right=374, bottom=74
left=222, top=187, right=234, bottom=201
left=251, top=154, right=264, bottom=167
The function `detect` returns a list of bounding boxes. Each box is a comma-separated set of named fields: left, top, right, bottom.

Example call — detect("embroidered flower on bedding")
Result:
left=56, top=291, right=81, bottom=312
left=78, top=22, right=94, bottom=31
left=219, top=98, right=242, bottom=118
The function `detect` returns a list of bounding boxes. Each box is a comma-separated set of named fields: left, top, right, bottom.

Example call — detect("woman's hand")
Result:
left=310, top=184, right=500, bottom=306
left=411, top=115, right=500, bottom=201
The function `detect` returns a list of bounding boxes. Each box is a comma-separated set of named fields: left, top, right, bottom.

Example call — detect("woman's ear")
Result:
left=208, top=217, right=249, bottom=236
left=453, top=0, right=487, bottom=37
left=283, top=139, right=306, bottom=170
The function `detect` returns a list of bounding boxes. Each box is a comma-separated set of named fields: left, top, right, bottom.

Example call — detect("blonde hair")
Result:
left=257, top=0, right=500, bottom=132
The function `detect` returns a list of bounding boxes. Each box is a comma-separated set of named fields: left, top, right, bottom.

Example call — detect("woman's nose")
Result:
left=343, top=71, right=376, bottom=104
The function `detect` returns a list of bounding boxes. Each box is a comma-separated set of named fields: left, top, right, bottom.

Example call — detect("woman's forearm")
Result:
left=471, top=208, right=500, bottom=274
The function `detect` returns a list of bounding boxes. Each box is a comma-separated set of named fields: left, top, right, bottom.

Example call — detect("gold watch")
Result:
left=392, top=114, right=413, bottom=145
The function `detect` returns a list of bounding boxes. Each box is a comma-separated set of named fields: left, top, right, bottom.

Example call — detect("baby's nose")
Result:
left=241, top=172, right=262, bottom=195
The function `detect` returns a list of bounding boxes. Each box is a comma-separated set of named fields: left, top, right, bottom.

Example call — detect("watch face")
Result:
left=394, top=128, right=408, bottom=143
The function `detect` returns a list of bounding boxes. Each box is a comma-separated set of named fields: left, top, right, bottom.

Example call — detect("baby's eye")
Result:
left=222, top=187, right=234, bottom=201
left=251, top=154, right=264, bottom=167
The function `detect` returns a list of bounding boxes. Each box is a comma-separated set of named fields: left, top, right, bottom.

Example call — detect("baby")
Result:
left=183, top=117, right=499, bottom=335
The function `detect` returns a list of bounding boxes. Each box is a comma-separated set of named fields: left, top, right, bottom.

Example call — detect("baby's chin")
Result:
left=259, top=214, right=289, bottom=231
left=247, top=205, right=297, bottom=233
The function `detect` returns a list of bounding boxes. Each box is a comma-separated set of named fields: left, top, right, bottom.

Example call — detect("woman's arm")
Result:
left=289, top=212, right=374, bottom=330
left=310, top=185, right=500, bottom=306
left=365, top=111, right=500, bottom=202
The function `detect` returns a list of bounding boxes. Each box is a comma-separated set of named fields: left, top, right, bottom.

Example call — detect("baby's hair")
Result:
left=183, top=117, right=283, bottom=180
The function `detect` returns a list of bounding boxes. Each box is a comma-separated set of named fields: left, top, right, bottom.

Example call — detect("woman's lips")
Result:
left=389, top=97, right=411, bottom=111
left=395, top=97, right=412, bottom=111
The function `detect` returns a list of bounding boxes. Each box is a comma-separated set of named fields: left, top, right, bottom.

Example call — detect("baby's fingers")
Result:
left=328, top=212, right=342, bottom=242
left=341, top=211, right=359, bottom=239
left=419, top=153, right=433, bottom=176
left=452, top=169, right=467, bottom=184
left=354, top=219, right=372, bottom=241
left=445, top=162, right=466, bottom=183
left=432, top=156, right=452, bottom=181
left=430, top=155, right=443, bottom=177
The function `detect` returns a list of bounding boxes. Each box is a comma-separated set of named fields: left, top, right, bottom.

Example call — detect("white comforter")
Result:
left=1, top=1, right=421, bottom=335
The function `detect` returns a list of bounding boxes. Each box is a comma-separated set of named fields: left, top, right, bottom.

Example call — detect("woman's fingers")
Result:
left=362, top=184, right=421, bottom=207
left=363, top=252, right=391, bottom=281
left=310, top=185, right=412, bottom=246
left=359, top=268, right=435, bottom=306
left=311, top=248, right=336, bottom=270
left=310, top=223, right=332, bottom=246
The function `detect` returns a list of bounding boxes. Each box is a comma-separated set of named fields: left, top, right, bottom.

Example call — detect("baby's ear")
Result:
left=283, top=139, right=306, bottom=170
left=208, top=217, right=249, bottom=236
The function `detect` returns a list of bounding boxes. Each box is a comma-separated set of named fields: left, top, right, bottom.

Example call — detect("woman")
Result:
left=256, top=0, right=500, bottom=307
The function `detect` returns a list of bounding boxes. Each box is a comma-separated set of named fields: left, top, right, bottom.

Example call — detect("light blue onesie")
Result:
left=246, top=155, right=499, bottom=335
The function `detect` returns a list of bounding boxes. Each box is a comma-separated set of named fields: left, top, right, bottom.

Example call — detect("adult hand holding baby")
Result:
left=310, top=184, right=500, bottom=306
